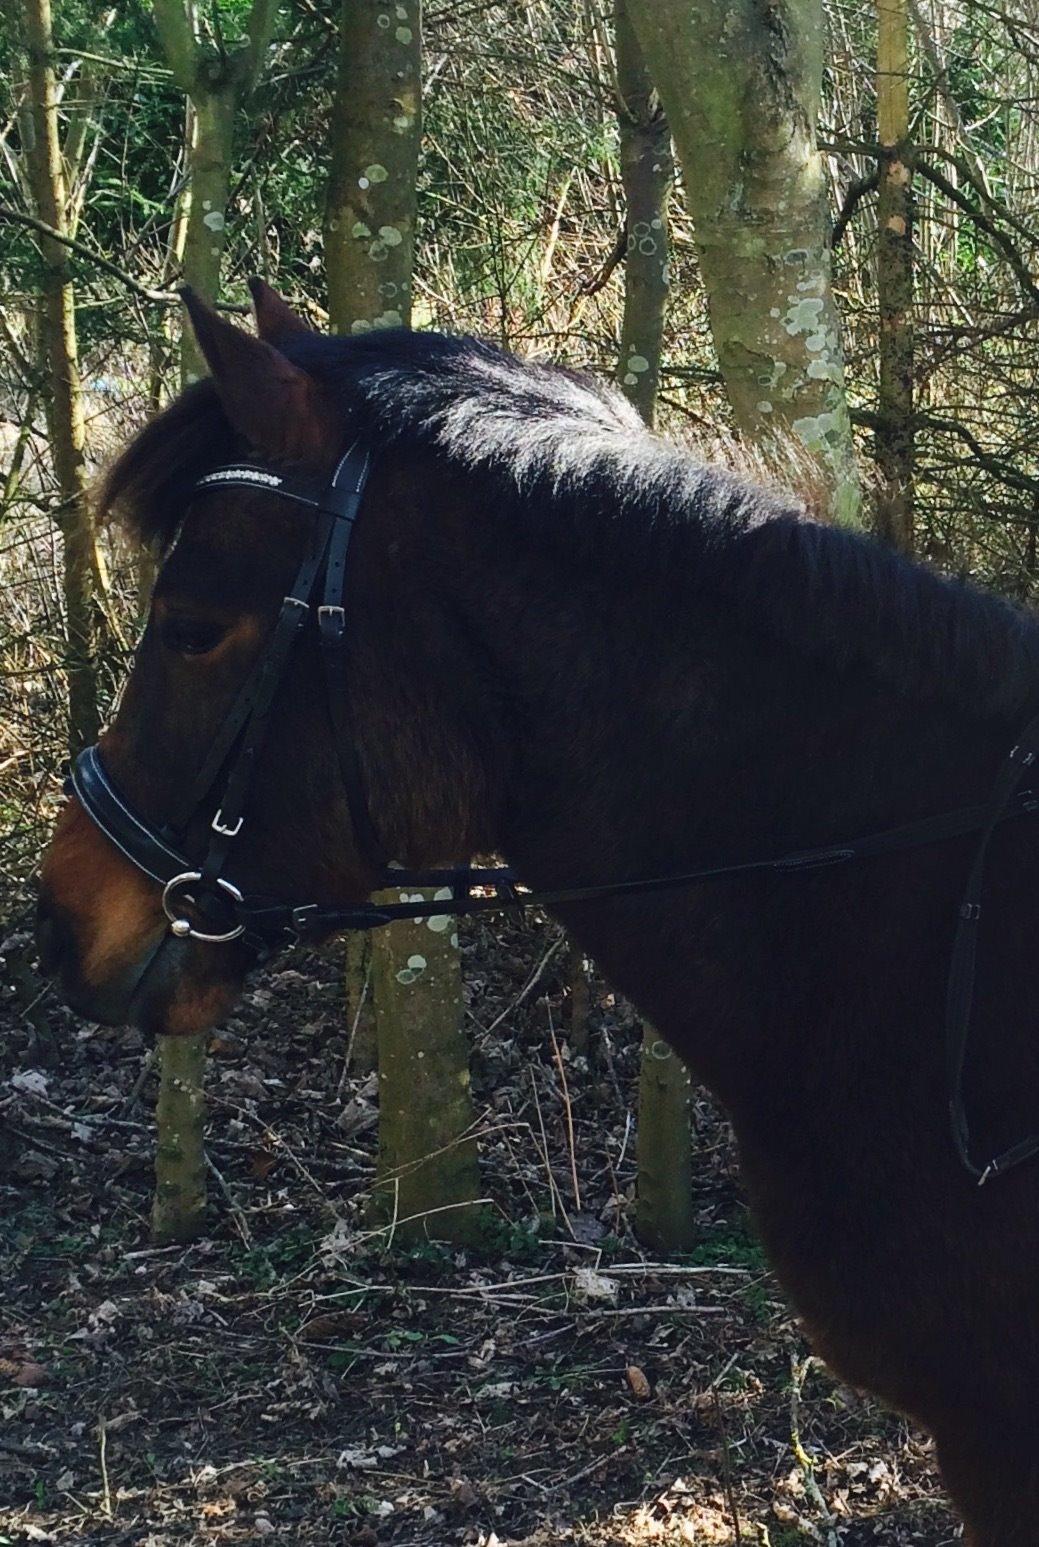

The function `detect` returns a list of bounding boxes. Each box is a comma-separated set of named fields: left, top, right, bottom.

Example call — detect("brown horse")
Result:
left=38, top=283, right=1039, bottom=1542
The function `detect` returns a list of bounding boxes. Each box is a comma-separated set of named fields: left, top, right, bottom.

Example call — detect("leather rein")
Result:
left=67, top=443, right=1039, bottom=1185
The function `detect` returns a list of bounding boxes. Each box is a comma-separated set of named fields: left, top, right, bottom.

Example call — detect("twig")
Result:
left=546, top=1002, right=581, bottom=1212
left=0, top=205, right=248, bottom=311
left=204, top=1153, right=253, bottom=1247
left=712, top=1388, right=742, bottom=1545
left=97, top=1415, right=113, bottom=1519
left=122, top=1047, right=157, bottom=1114
left=790, top=1353, right=837, bottom=1542
left=486, top=929, right=565, bottom=1035
left=338, top=956, right=372, bottom=1098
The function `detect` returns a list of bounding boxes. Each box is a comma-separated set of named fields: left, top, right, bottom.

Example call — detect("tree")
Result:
left=152, top=0, right=278, bottom=377
left=636, top=1025, right=695, bottom=1253
left=613, top=0, right=672, bottom=426
left=609, top=14, right=695, bottom=1252
left=875, top=0, right=914, bottom=552
left=325, top=0, right=482, bottom=1244
left=16, top=0, right=101, bottom=753
left=625, top=0, right=862, bottom=526
left=325, top=0, right=421, bottom=334
left=148, top=0, right=278, bottom=1241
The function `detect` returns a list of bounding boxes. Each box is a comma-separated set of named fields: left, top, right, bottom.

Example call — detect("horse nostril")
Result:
left=35, top=895, right=70, bottom=976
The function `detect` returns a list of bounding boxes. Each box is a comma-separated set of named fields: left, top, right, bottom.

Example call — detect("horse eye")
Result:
left=160, top=616, right=227, bottom=657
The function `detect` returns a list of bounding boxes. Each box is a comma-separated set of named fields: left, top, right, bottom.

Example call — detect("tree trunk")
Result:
left=614, top=0, right=672, bottom=427
left=325, top=0, right=480, bottom=1244
left=149, top=0, right=278, bottom=1243
left=178, top=86, right=236, bottom=380
left=325, top=0, right=422, bottom=334
left=151, top=1033, right=208, bottom=1241
left=369, top=911, right=482, bottom=1244
left=875, top=0, right=914, bottom=553
left=21, top=0, right=99, bottom=754
left=625, top=0, right=862, bottom=526
left=636, top=1023, right=696, bottom=1253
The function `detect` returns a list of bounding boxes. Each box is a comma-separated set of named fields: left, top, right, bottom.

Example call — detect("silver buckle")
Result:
left=318, top=605, right=345, bottom=627
left=211, top=809, right=244, bottom=837
left=161, top=871, right=245, bottom=944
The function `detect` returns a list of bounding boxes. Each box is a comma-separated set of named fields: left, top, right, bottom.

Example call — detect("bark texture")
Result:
left=325, top=0, right=422, bottom=334
left=614, top=0, right=672, bottom=426
left=151, top=1034, right=208, bottom=1242
left=625, top=0, right=861, bottom=525
left=876, top=0, right=915, bottom=552
left=152, top=0, right=277, bottom=378
left=635, top=1024, right=696, bottom=1253
left=21, top=0, right=99, bottom=752
left=369, top=909, right=482, bottom=1244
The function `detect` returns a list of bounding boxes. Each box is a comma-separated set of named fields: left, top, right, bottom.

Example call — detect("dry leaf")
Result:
left=626, top=1364, right=651, bottom=1400
left=0, top=1357, right=49, bottom=1388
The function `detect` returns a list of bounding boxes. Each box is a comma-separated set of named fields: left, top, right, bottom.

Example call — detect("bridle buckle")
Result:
left=211, top=809, right=244, bottom=837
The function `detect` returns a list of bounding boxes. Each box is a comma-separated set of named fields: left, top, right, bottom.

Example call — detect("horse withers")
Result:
left=38, top=282, right=1039, bottom=1542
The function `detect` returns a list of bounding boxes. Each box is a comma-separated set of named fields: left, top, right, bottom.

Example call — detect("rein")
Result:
left=67, top=444, right=1039, bottom=1186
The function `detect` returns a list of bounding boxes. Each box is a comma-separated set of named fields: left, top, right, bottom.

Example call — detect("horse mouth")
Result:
left=48, top=929, right=247, bottom=1039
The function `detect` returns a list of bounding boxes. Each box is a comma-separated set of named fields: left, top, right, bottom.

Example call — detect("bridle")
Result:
left=66, top=441, right=1039, bottom=1185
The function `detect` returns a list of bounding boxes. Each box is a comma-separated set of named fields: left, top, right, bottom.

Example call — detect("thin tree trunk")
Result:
left=625, top=0, right=862, bottom=526
left=178, top=87, right=235, bottom=380
left=876, top=0, right=915, bottom=552
left=151, top=1033, right=208, bottom=1241
left=325, top=0, right=481, bottom=1243
left=149, top=0, right=278, bottom=1243
left=614, top=0, right=672, bottom=426
left=612, top=10, right=694, bottom=1250
left=21, top=0, right=99, bottom=753
left=152, top=0, right=277, bottom=376
left=636, top=1023, right=696, bottom=1253
left=325, top=0, right=421, bottom=333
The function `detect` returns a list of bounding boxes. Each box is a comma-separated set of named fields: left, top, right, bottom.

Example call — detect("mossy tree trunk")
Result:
left=325, top=0, right=480, bottom=1244
left=625, top=0, right=861, bottom=526
left=369, top=910, right=482, bottom=1244
left=20, top=0, right=100, bottom=754
left=876, top=0, right=915, bottom=553
left=149, top=0, right=278, bottom=1242
left=636, top=1024, right=696, bottom=1252
left=325, top=0, right=421, bottom=334
left=614, top=0, right=672, bottom=427
left=151, top=1033, right=208, bottom=1243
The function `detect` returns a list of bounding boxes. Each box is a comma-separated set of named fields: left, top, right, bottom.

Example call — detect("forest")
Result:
left=4, top=0, right=1039, bottom=1542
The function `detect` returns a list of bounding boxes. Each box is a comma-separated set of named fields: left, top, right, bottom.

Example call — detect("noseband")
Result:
left=66, top=441, right=1039, bottom=1184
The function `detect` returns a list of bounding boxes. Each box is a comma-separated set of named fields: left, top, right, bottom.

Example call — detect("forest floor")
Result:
left=0, top=911, right=959, bottom=1547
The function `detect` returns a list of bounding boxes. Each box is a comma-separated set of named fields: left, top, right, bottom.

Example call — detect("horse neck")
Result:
left=410, top=492, right=1023, bottom=1082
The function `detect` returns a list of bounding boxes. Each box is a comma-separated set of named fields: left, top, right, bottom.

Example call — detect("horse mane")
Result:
left=102, top=328, right=1039, bottom=725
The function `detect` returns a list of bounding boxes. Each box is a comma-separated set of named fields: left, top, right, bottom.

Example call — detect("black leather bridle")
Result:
left=66, top=442, right=1039, bottom=1185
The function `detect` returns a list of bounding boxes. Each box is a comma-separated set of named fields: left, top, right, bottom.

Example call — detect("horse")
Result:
left=37, top=280, right=1039, bottom=1543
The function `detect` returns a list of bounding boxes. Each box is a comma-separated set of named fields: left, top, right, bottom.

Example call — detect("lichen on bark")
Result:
left=625, top=0, right=862, bottom=526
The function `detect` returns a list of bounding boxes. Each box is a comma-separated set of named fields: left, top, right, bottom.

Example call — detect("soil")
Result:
left=0, top=911, right=958, bottom=1546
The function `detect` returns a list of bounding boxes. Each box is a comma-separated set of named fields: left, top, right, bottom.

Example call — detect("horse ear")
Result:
left=180, top=287, right=335, bottom=459
left=247, top=276, right=313, bottom=345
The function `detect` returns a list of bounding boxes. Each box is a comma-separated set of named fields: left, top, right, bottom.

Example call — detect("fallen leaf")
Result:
left=626, top=1364, right=651, bottom=1400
